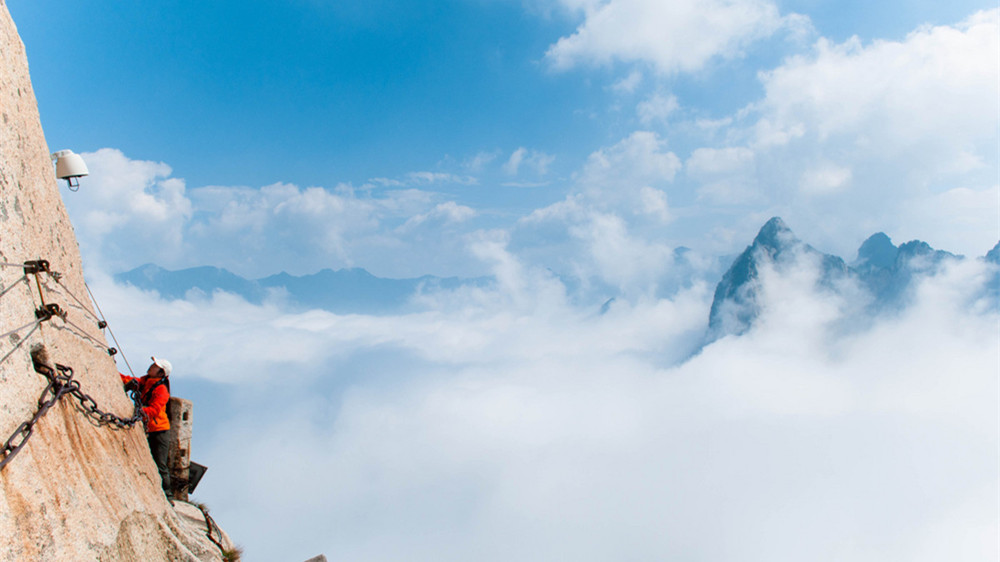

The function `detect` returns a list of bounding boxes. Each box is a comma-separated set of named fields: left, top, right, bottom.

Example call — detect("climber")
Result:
left=121, top=357, right=172, bottom=496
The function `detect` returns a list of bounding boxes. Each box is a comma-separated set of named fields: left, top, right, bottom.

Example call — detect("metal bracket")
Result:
left=35, top=303, right=66, bottom=322
left=23, top=260, right=50, bottom=275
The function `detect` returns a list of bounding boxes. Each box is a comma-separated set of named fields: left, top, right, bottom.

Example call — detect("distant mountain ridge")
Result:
left=706, top=217, right=994, bottom=341
left=118, top=219, right=998, bottom=330
left=116, top=264, right=492, bottom=314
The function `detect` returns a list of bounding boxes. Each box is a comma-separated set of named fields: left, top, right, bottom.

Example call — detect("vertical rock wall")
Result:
left=0, top=3, right=229, bottom=560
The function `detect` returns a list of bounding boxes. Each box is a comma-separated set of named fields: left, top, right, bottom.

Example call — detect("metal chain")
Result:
left=0, top=258, right=146, bottom=471
left=57, top=364, right=146, bottom=429
left=0, top=364, right=75, bottom=470
left=0, top=362, right=145, bottom=471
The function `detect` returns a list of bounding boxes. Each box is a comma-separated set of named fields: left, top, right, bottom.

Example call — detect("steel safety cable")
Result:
left=36, top=271, right=135, bottom=377
left=0, top=320, right=42, bottom=369
left=0, top=274, right=28, bottom=302
left=46, top=275, right=102, bottom=324
left=84, top=281, right=136, bottom=378
left=0, top=305, right=65, bottom=369
left=0, top=317, right=43, bottom=343
left=53, top=319, right=117, bottom=356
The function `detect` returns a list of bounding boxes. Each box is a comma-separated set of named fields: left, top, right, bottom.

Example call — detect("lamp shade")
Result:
left=52, top=150, right=89, bottom=180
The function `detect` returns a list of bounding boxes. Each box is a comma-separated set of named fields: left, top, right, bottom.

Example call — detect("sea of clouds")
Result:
left=85, top=245, right=998, bottom=561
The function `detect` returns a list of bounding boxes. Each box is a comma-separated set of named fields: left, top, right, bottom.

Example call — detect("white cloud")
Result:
left=68, top=150, right=495, bottom=278
left=398, top=201, right=478, bottom=232
left=87, top=248, right=999, bottom=561
left=755, top=10, right=998, bottom=154
left=637, top=186, right=669, bottom=220
left=682, top=9, right=1000, bottom=257
left=687, top=146, right=761, bottom=204
left=578, top=131, right=681, bottom=198
left=546, top=0, right=799, bottom=74
left=636, top=92, right=679, bottom=125
left=800, top=161, right=852, bottom=194
left=68, top=149, right=192, bottom=271
left=503, top=147, right=556, bottom=176
left=404, top=171, right=478, bottom=185
left=463, top=150, right=501, bottom=173
left=610, top=69, right=643, bottom=94
left=899, top=185, right=1000, bottom=255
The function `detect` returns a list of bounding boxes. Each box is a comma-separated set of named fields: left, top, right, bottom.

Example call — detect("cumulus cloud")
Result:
left=578, top=131, right=681, bottom=200
left=546, top=0, right=803, bottom=74
left=754, top=10, right=998, bottom=156
left=86, top=245, right=998, bottom=562
left=678, top=9, right=999, bottom=257
left=501, top=131, right=688, bottom=297
left=68, top=149, right=192, bottom=271
left=68, top=150, right=493, bottom=278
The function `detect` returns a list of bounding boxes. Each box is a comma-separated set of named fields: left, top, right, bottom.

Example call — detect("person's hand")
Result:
left=123, top=380, right=138, bottom=392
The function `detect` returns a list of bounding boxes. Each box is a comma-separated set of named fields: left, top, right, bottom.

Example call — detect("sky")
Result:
left=9, top=0, right=1000, bottom=280
left=6, top=1, right=1000, bottom=560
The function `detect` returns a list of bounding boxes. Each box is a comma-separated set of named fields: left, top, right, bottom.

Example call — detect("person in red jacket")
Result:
left=121, top=357, right=172, bottom=495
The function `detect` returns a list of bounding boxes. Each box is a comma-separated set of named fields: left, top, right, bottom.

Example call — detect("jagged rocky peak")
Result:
left=707, top=217, right=848, bottom=341
left=856, top=232, right=897, bottom=268
left=986, top=241, right=1000, bottom=264
left=895, top=239, right=960, bottom=270
left=897, top=239, right=934, bottom=258
left=747, top=216, right=802, bottom=259
left=753, top=216, right=793, bottom=246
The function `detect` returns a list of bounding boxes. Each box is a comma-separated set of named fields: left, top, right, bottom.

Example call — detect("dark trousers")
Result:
left=147, top=430, right=171, bottom=494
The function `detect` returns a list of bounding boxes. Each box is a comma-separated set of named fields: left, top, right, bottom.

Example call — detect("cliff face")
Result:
left=0, top=3, right=230, bottom=560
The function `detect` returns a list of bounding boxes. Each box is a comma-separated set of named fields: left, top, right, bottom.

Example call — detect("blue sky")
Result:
left=9, top=0, right=998, bottom=281
left=4, top=2, right=999, bottom=560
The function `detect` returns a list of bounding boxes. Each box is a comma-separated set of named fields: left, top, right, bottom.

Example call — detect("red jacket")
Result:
left=120, top=374, right=170, bottom=433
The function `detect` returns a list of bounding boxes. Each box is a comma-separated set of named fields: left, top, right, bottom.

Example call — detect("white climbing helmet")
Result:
left=151, top=356, right=172, bottom=378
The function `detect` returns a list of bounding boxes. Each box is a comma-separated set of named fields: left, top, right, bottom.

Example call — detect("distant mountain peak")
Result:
left=986, top=241, right=1000, bottom=264
left=856, top=232, right=897, bottom=268
left=707, top=217, right=848, bottom=342
left=752, top=217, right=795, bottom=251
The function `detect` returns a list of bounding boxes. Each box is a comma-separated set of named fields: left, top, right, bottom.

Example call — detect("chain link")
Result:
left=0, top=258, right=146, bottom=470
left=0, top=362, right=145, bottom=470
left=57, top=364, right=146, bottom=429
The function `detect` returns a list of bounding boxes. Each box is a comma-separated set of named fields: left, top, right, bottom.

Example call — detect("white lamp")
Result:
left=51, top=149, right=89, bottom=190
